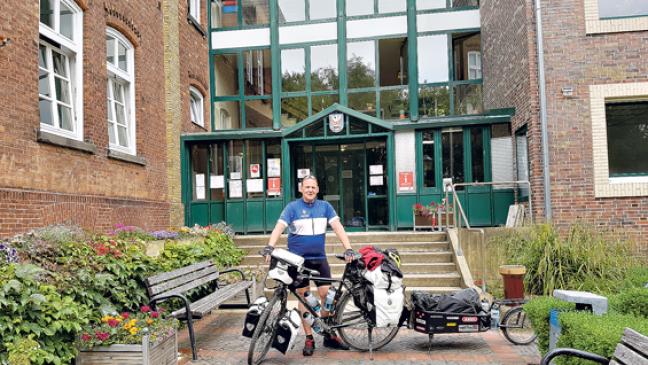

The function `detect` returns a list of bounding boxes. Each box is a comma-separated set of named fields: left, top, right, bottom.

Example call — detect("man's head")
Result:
left=301, top=175, right=319, bottom=203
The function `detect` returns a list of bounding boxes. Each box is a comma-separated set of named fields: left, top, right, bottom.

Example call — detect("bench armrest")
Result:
left=149, top=294, right=194, bottom=321
left=541, top=348, right=608, bottom=365
left=220, top=268, right=248, bottom=281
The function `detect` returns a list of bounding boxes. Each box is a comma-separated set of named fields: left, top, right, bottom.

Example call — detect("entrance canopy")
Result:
left=282, top=103, right=393, bottom=139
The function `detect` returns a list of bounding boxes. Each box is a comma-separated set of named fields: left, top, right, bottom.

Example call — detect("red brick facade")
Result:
left=483, top=0, right=648, bottom=242
left=0, top=0, right=186, bottom=237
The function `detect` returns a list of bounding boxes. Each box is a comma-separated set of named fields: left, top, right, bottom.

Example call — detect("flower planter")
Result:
left=76, top=331, right=177, bottom=365
left=413, top=214, right=436, bottom=231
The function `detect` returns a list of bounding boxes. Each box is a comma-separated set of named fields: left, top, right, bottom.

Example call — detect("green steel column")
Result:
left=407, top=0, right=419, bottom=121
left=281, top=139, right=291, bottom=205
left=387, top=133, right=396, bottom=230
left=338, top=0, right=348, bottom=106
left=271, top=0, right=281, bottom=130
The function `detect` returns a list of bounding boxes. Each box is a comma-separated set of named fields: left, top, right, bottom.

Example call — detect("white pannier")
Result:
left=363, top=269, right=404, bottom=327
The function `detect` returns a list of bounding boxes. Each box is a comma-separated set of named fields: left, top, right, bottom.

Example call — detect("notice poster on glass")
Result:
left=195, top=187, right=206, bottom=200
left=370, top=175, right=383, bottom=186
left=297, top=168, right=310, bottom=178
left=369, top=165, right=383, bottom=175
left=398, top=171, right=414, bottom=192
left=249, top=164, right=261, bottom=178
left=210, top=175, right=224, bottom=189
left=195, top=174, right=205, bottom=187
left=229, top=180, right=243, bottom=198
left=268, top=177, right=281, bottom=196
left=267, top=158, right=281, bottom=177
left=230, top=171, right=241, bottom=180
left=246, top=179, right=264, bottom=193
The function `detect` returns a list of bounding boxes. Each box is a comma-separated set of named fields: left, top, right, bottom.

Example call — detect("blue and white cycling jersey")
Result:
left=278, top=199, right=339, bottom=260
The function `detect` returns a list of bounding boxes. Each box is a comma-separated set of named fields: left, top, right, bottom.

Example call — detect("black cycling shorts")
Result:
left=289, top=258, right=332, bottom=290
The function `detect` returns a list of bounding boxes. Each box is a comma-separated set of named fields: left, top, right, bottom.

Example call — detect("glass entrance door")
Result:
left=291, top=140, right=387, bottom=230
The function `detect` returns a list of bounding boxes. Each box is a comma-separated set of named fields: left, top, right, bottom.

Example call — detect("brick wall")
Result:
left=0, top=0, right=170, bottom=238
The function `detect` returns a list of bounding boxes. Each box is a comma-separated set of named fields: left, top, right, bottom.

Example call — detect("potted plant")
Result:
left=76, top=306, right=178, bottom=365
left=412, top=202, right=438, bottom=229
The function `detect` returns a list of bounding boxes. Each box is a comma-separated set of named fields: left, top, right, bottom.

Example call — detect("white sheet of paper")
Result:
left=210, top=175, right=224, bottom=189
left=370, top=175, right=384, bottom=186
left=229, top=180, right=243, bottom=198
left=195, top=174, right=205, bottom=187
left=230, top=172, right=241, bottom=180
left=246, top=179, right=264, bottom=193
left=267, top=158, right=281, bottom=177
left=195, top=186, right=205, bottom=200
left=297, top=168, right=310, bottom=178
left=369, top=165, right=383, bottom=175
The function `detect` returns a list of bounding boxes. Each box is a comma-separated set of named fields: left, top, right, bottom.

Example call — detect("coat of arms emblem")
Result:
left=328, top=113, right=344, bottom=133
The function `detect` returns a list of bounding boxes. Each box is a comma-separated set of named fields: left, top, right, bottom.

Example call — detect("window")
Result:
left=597, top=0, right=648, bottom=19
left=39, top=0, right=83, bottom=140
left=190, top=86, right=205, bottom=127
left=467, top=51, right=482, bottom=80
left=347, top=0, right=406, bottom=16
left=211, top=0, right=270, bottom=28
left=422, top=132, right=436, bottom=188
left=189, top=0, right=201, bottom=23
left=605, top=101, right=648, bottom=177
left=106, top=28, right=136, bottom=154
left=516, top=129, right=529, bottom=197
left=442, top=128, right=464, bottom=185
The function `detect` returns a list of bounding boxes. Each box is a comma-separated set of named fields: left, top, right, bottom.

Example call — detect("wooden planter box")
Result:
left=76, top=332, right=177, bottom=365
left=413, top=213, right=436, bottom=230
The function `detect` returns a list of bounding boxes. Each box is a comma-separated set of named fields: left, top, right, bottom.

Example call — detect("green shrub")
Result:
left=524, top=296, right=575, bottom=354
left=609, top=287, right=648, bottom=319
left=157, top=231, right=244, bottom=271
left=0, top=264, right=91, bottom=364
left=503, top=224, right=634, bottom=296
left=556, top=311, right=648, bottom=365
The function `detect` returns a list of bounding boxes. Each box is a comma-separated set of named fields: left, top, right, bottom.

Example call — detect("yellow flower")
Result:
left=129, top=327, right=139, bottom=335
left=146, top=319, right=154, bottom=325
left=101, top=316, right=112, bottom=323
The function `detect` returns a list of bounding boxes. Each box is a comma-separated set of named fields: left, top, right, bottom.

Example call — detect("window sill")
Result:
left=187, top=15, right=206, bottom=37
left=192, top=121, right=207, bottom=130
left=37, top=130, right=96, bottom=154
left=609, top=176, right=648, bottom=184
left=108, top=149, right=147, bottom=166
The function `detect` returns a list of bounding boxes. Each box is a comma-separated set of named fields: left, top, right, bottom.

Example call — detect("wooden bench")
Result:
left=541, top=328, right=648, bottom=365
left=145, top=260, right=252, bottom=360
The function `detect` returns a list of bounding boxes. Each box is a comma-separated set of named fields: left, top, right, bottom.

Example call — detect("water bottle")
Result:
left=490, top=305, right=500, bottom=329
left=302, top=312, right=322, bottom=334
left=324, top=287, right=336, bottom=312
left=304, top=292, right=321, bottom=314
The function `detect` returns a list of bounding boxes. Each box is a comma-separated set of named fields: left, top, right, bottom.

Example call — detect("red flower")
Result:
left=151, top=311, right=160, bottom=318
left=107, top=318, right=119, bottom=328
left=95, top=331, right=110, bottom=341
left=140, top=305, right=151, bottom=313
left=121, top=312, right=130, bottom=319
left=81, top=333, right=92, bottom=342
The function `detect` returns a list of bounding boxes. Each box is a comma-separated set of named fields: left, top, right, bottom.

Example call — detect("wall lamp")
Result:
left=0, top=36, right=11, bottom=48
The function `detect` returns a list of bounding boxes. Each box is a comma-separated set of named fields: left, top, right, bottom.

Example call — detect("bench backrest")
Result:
left=612, top=328, right=648, bottom=365
left=146, top=260, right=220, bottom=300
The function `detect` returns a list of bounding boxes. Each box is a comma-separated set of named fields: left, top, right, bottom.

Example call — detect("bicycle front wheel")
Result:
left=500, top=306, right=537, bottom=345
left=248, top=291, right=285, bottom=365
left=334, top=291, right=400, bottom=351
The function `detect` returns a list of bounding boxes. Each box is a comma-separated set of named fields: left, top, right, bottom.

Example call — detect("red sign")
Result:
left=267, top=177, right=281, bottom=196
left=399, top=172, right=414, bottom=192
left=249, top=164, right=260, bottom=178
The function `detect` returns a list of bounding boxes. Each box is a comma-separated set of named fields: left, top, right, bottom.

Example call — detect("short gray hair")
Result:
left=301, top=175, right=318, bottom=185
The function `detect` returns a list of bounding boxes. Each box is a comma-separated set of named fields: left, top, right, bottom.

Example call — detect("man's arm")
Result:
left=330, top=219, right=352, bottom=251
left=264, top=221, right=287, bottom=263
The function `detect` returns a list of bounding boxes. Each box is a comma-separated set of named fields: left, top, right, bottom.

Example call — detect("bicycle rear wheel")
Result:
left=248, top=291, right=285, bottom=365
left=334, top=291, right=400, bottom=351
left=501, top=306, right=537, bottom=345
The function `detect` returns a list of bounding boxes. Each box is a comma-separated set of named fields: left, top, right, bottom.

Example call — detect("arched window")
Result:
left=39, top=0, right=83, bottom=140
left=189, top=86, right=205, bottom=127
left=106, top=28, right=136, bottom=154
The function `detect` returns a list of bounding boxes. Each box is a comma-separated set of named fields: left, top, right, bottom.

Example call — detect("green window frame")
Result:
left=210, top=0, right=271, bottom=30
left=346, top=0, right=408, bottom=18
left=280, top=42, right=340, bottom=126
left=211, top=47, right=273, bottom=129
left=277, top=0, right=337, bottom=24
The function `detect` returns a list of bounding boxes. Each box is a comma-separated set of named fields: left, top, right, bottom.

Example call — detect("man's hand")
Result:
left=344, top=248, right=356, bottom=264
left=261, top=245, right=274, bottom=264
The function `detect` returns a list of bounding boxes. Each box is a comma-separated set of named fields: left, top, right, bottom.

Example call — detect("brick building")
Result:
left=0, top=0, right=207, bottom=237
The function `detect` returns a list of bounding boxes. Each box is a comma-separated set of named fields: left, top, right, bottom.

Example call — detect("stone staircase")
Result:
left=234, top=231, right=466, bottom=298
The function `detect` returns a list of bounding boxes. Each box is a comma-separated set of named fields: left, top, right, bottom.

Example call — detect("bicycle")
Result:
left=490, top=298, right=537, bottom=345
left=247, top=248, right=400, bottom=365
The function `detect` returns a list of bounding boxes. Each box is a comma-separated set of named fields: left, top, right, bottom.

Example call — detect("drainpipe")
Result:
left=534, top=0, right=552, bottom=221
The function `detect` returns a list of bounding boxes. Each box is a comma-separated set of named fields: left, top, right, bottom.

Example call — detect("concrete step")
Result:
left=240, top=250, right=454, bottom=266
left=234, top=231, right=448, bottom=247
left=328, top=262, right=457, bottom=275
left=259, top=272, right=462, bottom=290
left=239, top=241, right=451, bottom=256
left=263, top=285, right=464, bottom=299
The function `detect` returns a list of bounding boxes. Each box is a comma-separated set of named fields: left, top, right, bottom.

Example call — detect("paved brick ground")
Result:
left=178, top=310, right=540, bottom=365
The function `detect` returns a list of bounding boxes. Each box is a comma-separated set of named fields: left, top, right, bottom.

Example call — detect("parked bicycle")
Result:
left=247, top=248, right=399, bottom=365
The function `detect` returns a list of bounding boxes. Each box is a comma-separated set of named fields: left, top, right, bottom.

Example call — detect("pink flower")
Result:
left=107, top=318, right=119, bottom=328
left=151, top=311, right=160, bottom=318
left=95, top=331, right=110, bottom=341
left=140, top=305, right=151, bottom=313
left=81, top=333, right=92, bottom=342
left=121, top=312, right=130, bottom=319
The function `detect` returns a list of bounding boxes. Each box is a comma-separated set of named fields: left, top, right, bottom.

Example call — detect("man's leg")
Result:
left=296, top=285, right=316, bottom=356
left=317, top=284, right=349, bottom=350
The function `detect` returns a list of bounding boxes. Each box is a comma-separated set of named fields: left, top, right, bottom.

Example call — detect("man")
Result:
left=262, top=175, right=353, bottom=356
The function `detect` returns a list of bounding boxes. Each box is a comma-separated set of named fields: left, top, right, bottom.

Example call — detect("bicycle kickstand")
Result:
left=427, top=333, right=434, bottom=356
left=368, top=327, right=373, bottom=361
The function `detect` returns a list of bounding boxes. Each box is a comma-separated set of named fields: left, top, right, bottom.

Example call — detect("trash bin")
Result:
left=499, top=265, right=526, bottom=300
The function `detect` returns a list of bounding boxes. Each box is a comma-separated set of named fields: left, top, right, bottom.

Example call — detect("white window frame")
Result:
left=584, top=0, right=648, bottom=34
left=106, top=28, right=136, bottom=155
left=189, top=86, right=205, bottom=127
left=39, top=0, right=83, bottom=141
left=189, top=0, right=201, bottom=24
left=467, top=51, right=482, bottom=80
